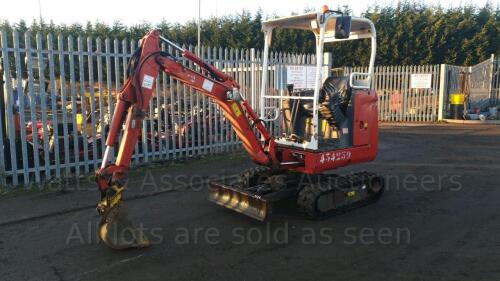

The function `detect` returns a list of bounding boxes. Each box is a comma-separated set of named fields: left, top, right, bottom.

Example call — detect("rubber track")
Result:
left=297, top=172, right=384, bottom=219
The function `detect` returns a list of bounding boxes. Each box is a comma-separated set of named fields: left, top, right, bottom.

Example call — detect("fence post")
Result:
left=1, top=30, right=19, bottom=185
left=250, top=48, right=256, bottom=108
left=0, top=60, right=5, bottom=186
left=323, top=52, right=332, bottom=79
left=438, top=64, right=447, bottom=121
left=488, top=53, right=495, bottom=106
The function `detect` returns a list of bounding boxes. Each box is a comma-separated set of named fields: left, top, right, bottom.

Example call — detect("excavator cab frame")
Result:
left=260, top=10, right=377, bottom=151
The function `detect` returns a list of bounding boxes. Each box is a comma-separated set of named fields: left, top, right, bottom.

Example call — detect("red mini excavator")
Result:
left=95, top=8, right=384, bottom=249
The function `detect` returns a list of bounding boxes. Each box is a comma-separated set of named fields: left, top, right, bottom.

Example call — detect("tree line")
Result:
left=0, top=1, right=498, bottom=67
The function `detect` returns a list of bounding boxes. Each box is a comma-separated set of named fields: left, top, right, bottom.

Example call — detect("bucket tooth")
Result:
left=208, top=182, right=269, bottom=221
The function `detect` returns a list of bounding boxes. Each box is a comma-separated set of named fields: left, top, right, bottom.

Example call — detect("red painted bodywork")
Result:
left=277, top=90, right=379, bottom=174
left=96, top=30, right=379, bottom=192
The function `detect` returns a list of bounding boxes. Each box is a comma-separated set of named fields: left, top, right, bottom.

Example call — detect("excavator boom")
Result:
left=95, top=30, right=278, bottom=249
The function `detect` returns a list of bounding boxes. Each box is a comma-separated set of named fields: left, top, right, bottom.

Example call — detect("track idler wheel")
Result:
left=97, top=185, right=150, bottom=250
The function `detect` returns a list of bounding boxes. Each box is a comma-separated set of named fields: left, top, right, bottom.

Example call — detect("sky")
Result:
left=0, top=0, right=495, bottom=25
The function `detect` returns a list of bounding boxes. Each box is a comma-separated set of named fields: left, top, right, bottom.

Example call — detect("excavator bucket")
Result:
left=208, top=182, right=269, bottom=221
left=99, top=202, right=150, bottom=250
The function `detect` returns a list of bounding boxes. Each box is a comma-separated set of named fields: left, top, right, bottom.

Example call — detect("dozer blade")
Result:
left=208, top=182, right=269, bottom=221
left=99, top=202, right=150, bottom=250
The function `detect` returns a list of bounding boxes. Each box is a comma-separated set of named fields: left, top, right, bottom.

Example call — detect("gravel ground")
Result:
left=0, top=124, right=499, bottom=281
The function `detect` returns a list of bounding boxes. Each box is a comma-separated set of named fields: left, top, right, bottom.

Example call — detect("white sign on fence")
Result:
left=410, top=74, right=432, bottom=89
left=286, top=65, right=316, bottom=89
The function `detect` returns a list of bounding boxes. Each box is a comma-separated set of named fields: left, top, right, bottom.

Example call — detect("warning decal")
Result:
left=202, top=79, right=214, bottom=92
left=142, top=74, right=155, bottom=89
left=231, top=102, right=242, bottom=117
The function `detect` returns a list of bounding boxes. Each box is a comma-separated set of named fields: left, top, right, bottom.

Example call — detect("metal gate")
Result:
left=440, top=56, right=499, bottom=119
left=470, top=57, right=496, bottom=110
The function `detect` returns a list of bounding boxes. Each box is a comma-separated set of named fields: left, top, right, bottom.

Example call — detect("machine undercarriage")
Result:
left=209, top=167, right=384, bottom=221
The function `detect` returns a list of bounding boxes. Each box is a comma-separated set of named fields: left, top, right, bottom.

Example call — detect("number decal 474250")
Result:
left=319, top=151, right=352, bottom=164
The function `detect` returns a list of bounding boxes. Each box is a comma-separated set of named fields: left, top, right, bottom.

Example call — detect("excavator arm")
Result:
left=95, top=30, right=278, bottom=249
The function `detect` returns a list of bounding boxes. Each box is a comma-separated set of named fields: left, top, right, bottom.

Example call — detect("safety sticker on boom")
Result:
left=231, top=102, right=242, bottom=117
left=142, top=74, right=155, bottom=89
left=202, top=79, right=214, bottom=92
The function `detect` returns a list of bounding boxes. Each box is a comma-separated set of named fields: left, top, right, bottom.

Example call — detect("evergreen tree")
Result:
left=0, top=2, right=498, bottom=66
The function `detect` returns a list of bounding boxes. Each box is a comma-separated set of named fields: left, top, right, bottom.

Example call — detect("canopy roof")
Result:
left=262, top=12, right=375, bottom=41
left=262, top=12, right=319, bottom=31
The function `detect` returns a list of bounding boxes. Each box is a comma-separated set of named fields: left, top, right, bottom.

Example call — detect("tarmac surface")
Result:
left=1, top=124, right=499, bottom=281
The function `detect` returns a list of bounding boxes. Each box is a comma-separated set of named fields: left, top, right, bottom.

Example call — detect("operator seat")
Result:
left=303, top=76, right=352, bottom=126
